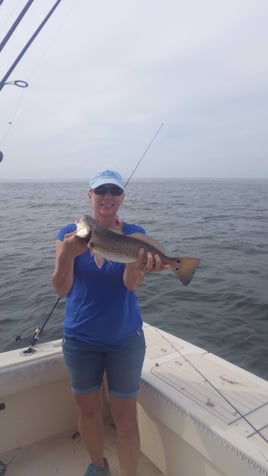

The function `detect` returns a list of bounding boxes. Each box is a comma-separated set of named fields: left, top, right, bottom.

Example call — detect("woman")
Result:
left=51, top=168, right=163, bottom=476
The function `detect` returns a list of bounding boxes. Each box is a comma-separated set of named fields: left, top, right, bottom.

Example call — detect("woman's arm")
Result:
left=123, top=248, right=163, bottom=291
left=123, top=248, right=145, bottom=291
left=51, top=233, right=88, bottom=297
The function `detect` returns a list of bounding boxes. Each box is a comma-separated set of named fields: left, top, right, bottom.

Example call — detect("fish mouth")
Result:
left=84, top=230, right=91, bottom=243
left=76, top=227, right=91, bottom=242
left=75, top=219, right=92, bottom=240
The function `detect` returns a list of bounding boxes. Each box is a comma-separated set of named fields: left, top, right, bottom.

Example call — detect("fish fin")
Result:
left=172, top=257, right=201, bottom=286
left=94, top=251, right=105, bottom=269
left=128, top=233, right=165, bottom=253
left=88, top=244, right=104, bottom=268
left=108, top=227, right=124, bottom=235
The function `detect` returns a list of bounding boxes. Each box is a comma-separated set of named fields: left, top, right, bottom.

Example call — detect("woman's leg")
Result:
left=105, top=330, right=146, bottom=476
left=109, top=396, right=139, bottom=476
left=62, top=337, right=106, bottom=468
left=74, top=390, right=105, bottom=467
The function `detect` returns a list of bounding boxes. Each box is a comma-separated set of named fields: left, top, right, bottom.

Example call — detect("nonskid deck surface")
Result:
left=143, top=325, right=268, bottom=449
left=1, top=416, right=163, bottom=476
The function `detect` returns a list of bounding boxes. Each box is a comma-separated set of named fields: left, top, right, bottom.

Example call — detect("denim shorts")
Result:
left=62, top=329, right=146, bottom=399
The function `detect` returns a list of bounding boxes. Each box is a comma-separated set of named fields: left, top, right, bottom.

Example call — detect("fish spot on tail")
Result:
left=173, top=257, right=200, bottom=286
left=175, top=259, right=181, bottom=271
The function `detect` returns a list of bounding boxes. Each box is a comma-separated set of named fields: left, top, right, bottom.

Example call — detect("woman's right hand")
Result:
left=51, top=233, right=88, bottom=297
left=61, top=232, right=88, bottom=258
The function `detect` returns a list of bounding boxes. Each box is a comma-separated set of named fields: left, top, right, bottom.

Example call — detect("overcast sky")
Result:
left=0, top=0, right=267, bottom=180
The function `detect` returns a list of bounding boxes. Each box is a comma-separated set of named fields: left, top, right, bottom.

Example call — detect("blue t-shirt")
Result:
left=57, top=221, right=145, bottom=349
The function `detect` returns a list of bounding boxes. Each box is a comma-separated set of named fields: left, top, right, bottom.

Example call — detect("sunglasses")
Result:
left=93, top=185, right=124, bottom=196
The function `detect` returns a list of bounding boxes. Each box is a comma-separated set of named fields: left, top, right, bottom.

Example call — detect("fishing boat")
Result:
left=1, top=322, right=268, bottom=476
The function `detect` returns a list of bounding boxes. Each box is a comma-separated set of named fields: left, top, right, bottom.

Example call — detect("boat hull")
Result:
left=1, top=324, right=268, bottom=476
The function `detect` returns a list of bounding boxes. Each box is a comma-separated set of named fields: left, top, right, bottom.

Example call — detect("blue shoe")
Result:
left=84, top=458, right=111, bottom=476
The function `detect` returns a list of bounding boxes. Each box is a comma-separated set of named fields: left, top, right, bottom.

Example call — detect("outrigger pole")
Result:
left=0, top=0, right=62, bottom=91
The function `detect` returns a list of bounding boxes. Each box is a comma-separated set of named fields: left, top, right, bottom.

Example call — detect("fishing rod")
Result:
left=0, top=0, right=34, bottom=53
left=0, top=0, right=63, bottom=91
left=124, top=123, right=164, bottom=187
left=17, top=124, right=164, bottom=351
left=16, top=297, right=61, bottom=354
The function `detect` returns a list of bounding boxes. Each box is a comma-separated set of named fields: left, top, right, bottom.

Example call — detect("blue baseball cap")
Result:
left=89, top=169, right=125, bottom=191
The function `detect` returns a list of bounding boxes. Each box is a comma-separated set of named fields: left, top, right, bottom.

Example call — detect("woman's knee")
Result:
left=74, top=391, right=102, bottom=419
left=110, top=397, right=138, bottom=432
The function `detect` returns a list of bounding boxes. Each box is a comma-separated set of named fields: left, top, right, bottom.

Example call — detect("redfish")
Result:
left=75, top=215, right=200, bottom=286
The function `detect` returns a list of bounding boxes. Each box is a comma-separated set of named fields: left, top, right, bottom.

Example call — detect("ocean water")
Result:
left=0, top=179, right=267, bottom=379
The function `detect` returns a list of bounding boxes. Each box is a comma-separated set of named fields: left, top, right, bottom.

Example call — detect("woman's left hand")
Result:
left=123, top=248, right=164, bottom=291
left=143, top=250, right=162, bottom=272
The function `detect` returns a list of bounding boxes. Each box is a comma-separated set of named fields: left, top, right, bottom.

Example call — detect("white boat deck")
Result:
left=1, top=324, right=268, bottom=476
left=143, top=325, right=268, bottom=451
left=1, top=415, right=164, bottom=476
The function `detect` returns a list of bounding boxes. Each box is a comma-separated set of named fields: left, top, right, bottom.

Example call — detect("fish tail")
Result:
left=172, top=257, right=201, bottom=286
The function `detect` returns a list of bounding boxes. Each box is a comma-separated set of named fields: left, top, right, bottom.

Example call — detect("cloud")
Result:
left=0, top=0, right=268, bottom=179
